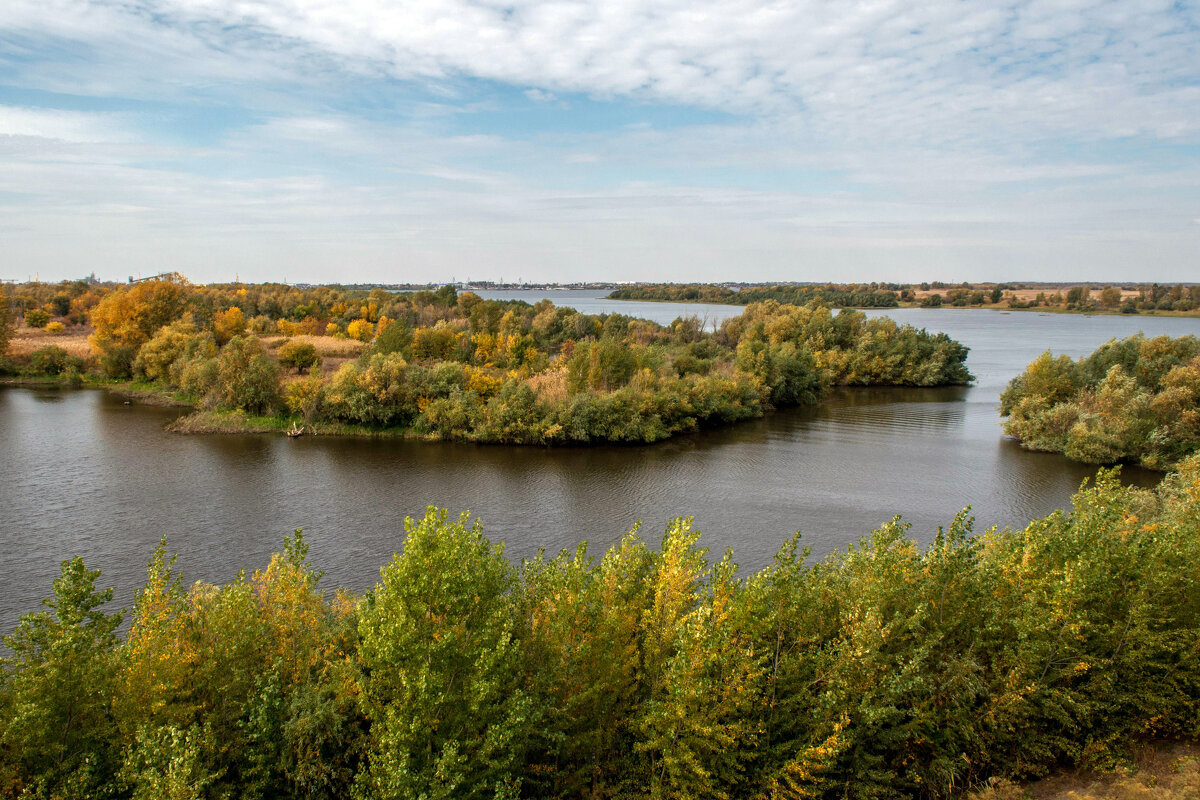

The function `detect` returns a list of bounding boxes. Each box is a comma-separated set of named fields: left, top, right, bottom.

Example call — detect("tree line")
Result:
left=3, top=457, right=1199, bottom=799
left=1001, top=334, right=1200, bottom=469
left=607, top=283, right=902, bottom=308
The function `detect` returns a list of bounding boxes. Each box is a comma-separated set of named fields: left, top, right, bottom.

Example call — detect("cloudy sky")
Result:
left=1, top=0, right=1198, bottom=284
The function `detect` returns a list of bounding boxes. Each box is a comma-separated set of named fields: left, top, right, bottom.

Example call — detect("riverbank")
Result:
left=0, top=374, right=194, bottom=406
left=166, top=408, right=413, bottom=438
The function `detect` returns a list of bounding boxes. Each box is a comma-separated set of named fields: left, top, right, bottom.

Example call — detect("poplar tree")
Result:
left=355, top=509, right=536, bottom=800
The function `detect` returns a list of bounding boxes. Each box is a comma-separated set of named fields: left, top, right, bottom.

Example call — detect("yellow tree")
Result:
left=89, top=281, right=188, bottom=360
left=213, top=307, right=246, bottom=345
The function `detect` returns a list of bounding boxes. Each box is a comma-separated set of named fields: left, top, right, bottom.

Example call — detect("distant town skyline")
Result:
left=2, top=0, right=1198, bottom=285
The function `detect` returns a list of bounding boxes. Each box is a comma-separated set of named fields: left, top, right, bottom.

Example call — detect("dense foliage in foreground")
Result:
left=1001, top=334, right=1200, bottom=470
left=6, top=279, right=971, bottom=444
left=4, top=459, right=1200, bottom=800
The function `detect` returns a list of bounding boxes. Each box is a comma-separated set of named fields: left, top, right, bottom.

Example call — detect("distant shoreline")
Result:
left=604, top=295, right=1200, bottom=319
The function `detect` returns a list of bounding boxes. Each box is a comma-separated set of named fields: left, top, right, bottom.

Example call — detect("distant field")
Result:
left=8, top=328, right=93, bottom=358
left=262, top=333, right=365, bottom=374
left=260, top=334, right=364, bottom=358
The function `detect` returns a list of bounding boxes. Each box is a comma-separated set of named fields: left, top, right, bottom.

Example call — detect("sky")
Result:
left=1, top=0, right=1198, bottom=285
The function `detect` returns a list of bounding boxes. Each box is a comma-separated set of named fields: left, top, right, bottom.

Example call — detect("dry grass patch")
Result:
left=261, top=334, right=365, bottom=358
left=525, top=368, right=568, bottom=404
left=8, top=328, right=93, bottom=358
left=969, top=742, right=1200, bottom=800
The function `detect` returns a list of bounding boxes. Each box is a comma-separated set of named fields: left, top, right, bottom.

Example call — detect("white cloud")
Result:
left=0, top=105, right=133, bottom=142
left=4, top=0, right=1199, bottom=145
left=1, top=0, right=1198, bottom=283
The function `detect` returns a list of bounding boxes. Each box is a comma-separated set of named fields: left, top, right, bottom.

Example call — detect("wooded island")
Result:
left=0, top=279, right=971, bottom=444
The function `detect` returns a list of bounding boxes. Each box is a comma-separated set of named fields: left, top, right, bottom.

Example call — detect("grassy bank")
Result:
left=971, top=740, right=1199, bottom=800
left=166, top=408, right=414, bottom=438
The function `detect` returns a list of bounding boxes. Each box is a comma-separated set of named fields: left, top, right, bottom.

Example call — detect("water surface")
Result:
left=2, top=296, right=1197, bottom=630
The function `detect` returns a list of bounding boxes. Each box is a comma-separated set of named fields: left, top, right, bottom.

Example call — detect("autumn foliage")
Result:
left=1002, top=334, right=1200, bottom=469
left=49, top=279, right=973, bottom=443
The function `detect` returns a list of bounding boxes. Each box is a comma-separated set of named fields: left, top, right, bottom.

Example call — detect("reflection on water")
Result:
left=2, top=300, right=1199, bottom=633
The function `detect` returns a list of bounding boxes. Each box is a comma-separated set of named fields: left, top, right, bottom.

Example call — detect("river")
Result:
left=2, top=292, right=1198, bottom=630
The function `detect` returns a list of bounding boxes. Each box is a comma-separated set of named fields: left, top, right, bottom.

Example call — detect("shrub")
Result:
left=44, top=321, right=65, bottom=334
left=283, top=370, right=325, bottom=423
left=0, top=295, right=11, bottom=357
left=89, top=280, right=187, bottom=355
left=277, top=340, right=321, bottom=373
left=177, top=355, right=219, bottom=400
left=372, top=318, right=410, bottom=356
left=212, top=336, right=280, bottom=414
left=23, top=308, right=50, bottom=328
left=133, top=321, right=216, bottom=385
left=100, top=345, right=137, bottom=379
left=30, top=345, right=80, bottom=376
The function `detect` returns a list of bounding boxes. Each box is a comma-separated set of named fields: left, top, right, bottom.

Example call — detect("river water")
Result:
left=2, top=292, right=1198, bottom=630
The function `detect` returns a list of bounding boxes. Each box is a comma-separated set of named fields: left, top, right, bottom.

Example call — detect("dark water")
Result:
left=3, top=296, right=1199, bottom=631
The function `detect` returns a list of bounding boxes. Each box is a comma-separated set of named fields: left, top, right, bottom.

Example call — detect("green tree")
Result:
left=371, top=318, right=412, bottom=358
left=519, top=532, right=654, bottom=798
left=1065, top=286, right=1090, bottom=307
left=120, top=724, right=219, bottom=800
left=355, top=509, right=536, bottom=800
left=0, top=558, right=125, bottom=796
left=638, top=547, right=763, bottom=800
left=212, top=335, right=281, bottom=414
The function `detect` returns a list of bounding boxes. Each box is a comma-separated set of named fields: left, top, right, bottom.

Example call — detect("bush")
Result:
left=23, top=308, right=50, bottom=328
left=213, top=306, right=246, bottom=345
left=30, top=345, right=81, bottom=376
left=100, top=345, right=137, bottom=379
left=7, top=462, right=1200, bottom=799
left=44, top=321, right=65, bottom=334
left=371, top=319, right=411, bottom=357
left=283, top=370, right=325, bottom=423
left=133, top=321, right=216, bottom=385
left=212, top=336, right=280, bottom=414
left=277, top=340, right=321, bottom=373
left=177, top=355, right=219, bottom=400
